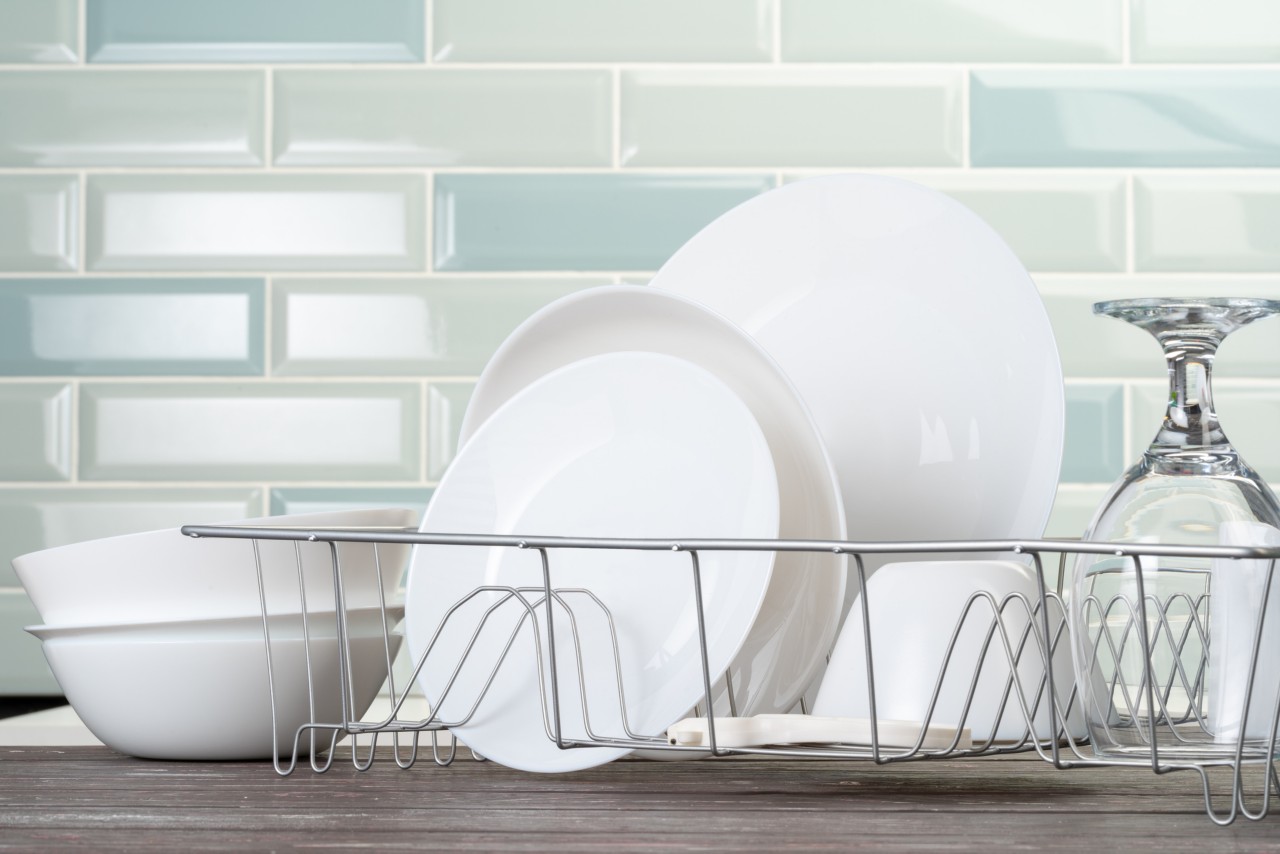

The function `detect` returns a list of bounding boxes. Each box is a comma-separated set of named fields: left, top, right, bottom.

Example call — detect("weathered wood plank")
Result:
left=0, top=748, right=1277, bottom=851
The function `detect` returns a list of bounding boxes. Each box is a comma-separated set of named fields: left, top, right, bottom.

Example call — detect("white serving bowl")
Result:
left=28, top=609, right=404, bottom=760
left=814, top=560, right=1084, bottom=744
left=12, top=508, right=416, bottom=627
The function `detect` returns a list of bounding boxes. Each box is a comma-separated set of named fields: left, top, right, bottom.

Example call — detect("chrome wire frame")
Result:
left=181, top=525, right=1280, bottom=825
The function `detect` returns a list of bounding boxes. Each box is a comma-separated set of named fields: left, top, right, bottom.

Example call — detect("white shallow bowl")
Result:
left=407, top=352, right=779, bottom=773
left=813, top=560, right=1084, bottom=744
left=12, top=508, right=416, bottom=627
left=650, top=174, right=1064, bottom=602
left=457, top=285, right=846, bottom=719
left=31, top=613, right=402, bottom=760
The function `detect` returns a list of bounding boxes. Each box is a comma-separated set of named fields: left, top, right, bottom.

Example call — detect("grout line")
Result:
left=76, top=171, right=87, bottom=272
left=420, top=380, right=430, bottom=484
left=961, top=68, right=971, bottom=169
left=263, top=67, right=274, bottom=168
left=424, top=171, right=435, bottom=272
left=3, top=60, right=1280, bottom=72
left=424, top=0, right=433, bottom=64
left=76, top=0, right=86, bottom=63
left=262, top=277, right=274, bottom=378
left=0, top=270, right=641, bottom=280
left=771, top=0, right=781, bottom=63
left=259, top=484, right=272, bottom=516
left=1122, top=0, right=1132, bottom=65
left=68, top=380, right=80, bottom=483
left=0, top=480, right=444, bottom=490
left=1125, top=174, right=1136, bottom=273
left=612, top=68, right=622, bottom=169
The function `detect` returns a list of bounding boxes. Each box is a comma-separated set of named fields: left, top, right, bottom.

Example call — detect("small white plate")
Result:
left=651, top=174, right=1064, bottom=602
left=456, top=285, right=846, bottom=719
left=405, top=352, right=779, bottom=773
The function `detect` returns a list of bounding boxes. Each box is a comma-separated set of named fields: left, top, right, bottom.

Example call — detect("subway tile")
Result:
left=1130, top=382, right=1280, bottom=483
left=86, top=174, right=426, bottom=272
left=1061, top=384, right=1124, bottom=484
left=0, top=71, right=264, bottom=167
left=0, top=591, right=57, bottom=693
left=0, top=384, right=72, bottom=481
left=1038, top=277, right=1280, bottom=379
left=272, top=278, right=602, bottom=377
left=86, top=0, right=424, bottom=62
left=1045, top=485, right=1110, bottom=539
left=269, top=487, right=432, bottom=521
left=0, top=0, right=78, bottom=62
left=1135, top=175, right=1280, bottom=272
left=0, top=487, right=264, bottom=586
left=781, top=0, right=1120, bottom=62
left=1132, top=0, right=1280, bottom=62
left=0, top=175, right=77, bottom=273
left=434, top=174, right=773, bottom=271
left=274, top=70, right=610, bottom=167
left=0, top=278, right=264, bottom=377
left=427, top=382, right=474, bottom=481
left=903, top=173, right=1124, bottom=272
left=622, top=69, right=962, bottom=168
left=432, top=0, right=770, bottom=62
left=971, top=70, right=1280, bottom=167
left=80, top=383, right=421, bottom=482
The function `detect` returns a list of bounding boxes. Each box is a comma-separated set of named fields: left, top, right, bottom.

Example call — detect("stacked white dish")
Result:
left=13, top=508, right=416, bottom=760
left=406, top=173, right=1066, bottom=772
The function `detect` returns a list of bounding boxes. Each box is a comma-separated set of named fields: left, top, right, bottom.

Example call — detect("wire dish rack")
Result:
left=179, top=524, right=1280, bottom=827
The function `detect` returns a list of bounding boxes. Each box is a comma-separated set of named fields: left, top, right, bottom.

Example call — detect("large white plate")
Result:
left=457, top=285, right=846, bottom=718
left=651, top=174, right=1064, bottom=595
left=405, top=352, right=779, bottom=773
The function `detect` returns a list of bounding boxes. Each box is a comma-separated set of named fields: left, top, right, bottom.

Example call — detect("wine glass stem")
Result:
left=1154, top=339, right=1228, bottom=452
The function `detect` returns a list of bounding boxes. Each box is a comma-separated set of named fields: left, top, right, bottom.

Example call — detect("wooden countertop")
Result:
left=2, top=747, right=1279, bottom=851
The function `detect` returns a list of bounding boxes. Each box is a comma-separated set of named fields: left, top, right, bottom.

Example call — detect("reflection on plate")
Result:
left=457, top=285, right=846, bottom=718
left=405, top=352, right=778, bottom=773
left=651, top=173, right=1063, bottom=607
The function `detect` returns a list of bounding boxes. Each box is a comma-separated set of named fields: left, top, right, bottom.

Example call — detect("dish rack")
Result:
left=179, top=523, right=1280, bottom=827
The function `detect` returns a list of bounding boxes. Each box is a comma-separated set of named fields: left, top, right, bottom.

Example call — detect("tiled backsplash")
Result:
left=2, top=0, right=1278, bottom=692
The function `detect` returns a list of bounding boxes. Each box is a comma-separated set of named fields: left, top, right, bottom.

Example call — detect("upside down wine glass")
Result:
left=1071, top=298, right=1280, bottom=761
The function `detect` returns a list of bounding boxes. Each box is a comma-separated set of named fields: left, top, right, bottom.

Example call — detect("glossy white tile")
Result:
left=86, top=175, right=426, bottom=272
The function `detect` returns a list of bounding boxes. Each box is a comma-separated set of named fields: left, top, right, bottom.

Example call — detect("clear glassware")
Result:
left=1072, top=298, right=1280, bottom=761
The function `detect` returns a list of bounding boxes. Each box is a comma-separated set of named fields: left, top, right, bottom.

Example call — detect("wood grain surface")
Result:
left=1, top=747, right=1279, bottom=851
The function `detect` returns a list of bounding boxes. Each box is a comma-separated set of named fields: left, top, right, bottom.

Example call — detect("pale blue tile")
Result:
left=274, top=70, right=610, bottom=167
left=80, top=383, right=421, bottom=482
left=0, top=384, right=72, bottom=481
left=433, top=0, right=770, bottom=62
left=0, top=279, right=263, bottom=376
left=902, top=173, right=1125, bottom=272
left=971, top=69, right=1280, bottom=167
left=428, top=382, right=474, bottom=481
left=272, top=277, right=602, bottom=377
left=87, top=0, right=424, bottom=62
left=87, top=174, right=426, bottom=272
left=0, top=175, right=77, bottom=272
left=0, top=71, right=264, bottom=167
left=1062, top=384, right=1124, bottom=484
left=0, top=486, right=264, bottom=586
left=1039, top=277, right=1280, bottom=378
left=1132, top=0, right=1280, bottom=62
left=434, top=174, right=773, bottom=271
left=269, top=487, right=432, bottom=521
left=1045, top=485, right=1110, bottom=539
left=1131, top=382, right=1280, bottom=483
left=0, top=591, right=57, bottom=693
left=622, top=68, right=962, bottom=167
left=0, top=0, right=78, bottom=62
left=1135, top=175, right=1280, bottom=272
left=781, top=0, right=1121, bottom=62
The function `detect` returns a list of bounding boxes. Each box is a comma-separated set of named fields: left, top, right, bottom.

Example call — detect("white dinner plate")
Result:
left=650, top=174, right=1064, bottom=601
left=405, top=352, right=779, bottom=773
left=457, top=285, right=846, bottom=718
